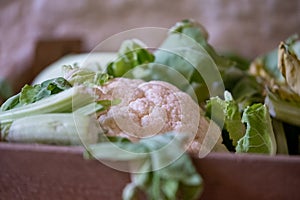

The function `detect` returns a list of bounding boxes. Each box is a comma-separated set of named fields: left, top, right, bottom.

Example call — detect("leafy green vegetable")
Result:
left=101, top=19, right=235, bottom=103
left=168, top=19, right=233, bottom=69
left=111, top=19, right=258, bottom=104
left=0, top=78, right=14, bottom=101
left=271, top=118, right=289, bottom=155
left=236, top=104, right=277, bottom=155
left=153, top=19, right=234, bottom=102
left=221, top=52, right=251, bottom=71
left=265, top=88, right=300, bottom=126
left=231, top=75, right=264, bottom=110
left=106, top=39, right=155, bottom=77
left=73, top=99, right=121, bottom=116
left=63, top=65, right=112, bottom=86
left=0, top=86, right=95, bottom=125
left=217, top=52, right=264, bottom=110
left=0, top=93, right=20, bottom=111
left=207, top=92, right=278, bottom=154
left=84, top=132, right=203, bottom=200
left=4, top=113, right=101, bottom=145
left=1, top=77, right=72, bottom=111
left=251, top=48, right=285, bottom=83
left=250, top=34, right=300, bottom=128
left=206, top=91, right=245, bottom=146
left=249, top=34, right=299, bottom=85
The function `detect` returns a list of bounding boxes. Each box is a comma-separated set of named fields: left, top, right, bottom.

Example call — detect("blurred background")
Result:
left=0, top=0, right=299, bottom=100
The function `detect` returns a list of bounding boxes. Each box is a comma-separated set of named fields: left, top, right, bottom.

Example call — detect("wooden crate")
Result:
left=1, top=142, right=300, bottom=200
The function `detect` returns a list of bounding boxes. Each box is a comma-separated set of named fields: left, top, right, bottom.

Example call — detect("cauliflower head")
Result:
left=97, top=78, right=224, bottom=154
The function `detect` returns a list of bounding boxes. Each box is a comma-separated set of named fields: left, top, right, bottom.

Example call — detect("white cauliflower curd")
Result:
left=97, top=78, right=225, bottom=154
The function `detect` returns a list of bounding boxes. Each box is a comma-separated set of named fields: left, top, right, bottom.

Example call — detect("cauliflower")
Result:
left=97, top=78, right=225, bottom=154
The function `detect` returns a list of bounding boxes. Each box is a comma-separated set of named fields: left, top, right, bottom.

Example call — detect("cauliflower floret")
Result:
left=97, top=78, right=224, bottom=154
